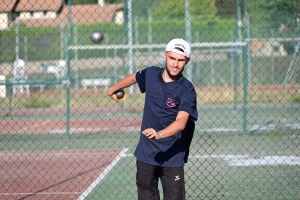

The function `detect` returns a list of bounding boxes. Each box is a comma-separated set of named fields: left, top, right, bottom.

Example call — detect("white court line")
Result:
left=77, top=148, right=128, bottom=200
left=191, top=154, right=249, bottom=159
left=1, top=192, right=81, bottom=196
left=199, top=122, right=300, bottom=133
left=189, top=154, right=300, bottom=166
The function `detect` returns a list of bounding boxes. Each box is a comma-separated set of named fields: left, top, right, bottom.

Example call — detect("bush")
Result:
left=282, top=41, right=296, bottom=55
left=24, top=96, right=51, bottom=108
left=295, top=95, right=300, bottom=103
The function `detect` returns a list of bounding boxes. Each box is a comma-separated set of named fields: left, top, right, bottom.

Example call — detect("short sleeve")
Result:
left=135, top=69, right=147, bottom=93
left=179, top=86, right=198, bottom=121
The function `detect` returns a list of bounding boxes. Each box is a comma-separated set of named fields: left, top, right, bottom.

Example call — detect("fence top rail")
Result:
left=68, top=38, right=300, bottom=51
left=68, top=41, right=248, bottom=51
left=248, top=37, right=300, bottom=42
left=3, top=79, right=62, bottom=85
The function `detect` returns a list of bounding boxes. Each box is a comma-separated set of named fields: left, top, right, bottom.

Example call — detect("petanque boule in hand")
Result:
left=115, top=89, right=125, bottom=100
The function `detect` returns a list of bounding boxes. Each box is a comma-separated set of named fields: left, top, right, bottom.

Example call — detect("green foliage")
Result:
left=295, top=95, right=300, bottom=103
left=190, top=0, right=217, bottom=17
left=215, top=0, right=237, bottom=18
left=24, top=96, right=51, bottom=108
left=252, top=0, right=300, bottom=27
left=132, top=0, right=160, bottom=19
left=152, top=0, right=217, bottom=19
left=71, top=0, right=97, bottom=5
left=105, top=0, right=122, bottom=3
left=153, top=0, right=184, bottom=19
left=0, top=18, right=237, bottom=62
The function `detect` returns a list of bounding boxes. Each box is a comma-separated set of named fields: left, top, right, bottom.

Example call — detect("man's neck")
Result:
left=162, top=69, right=179, bottom=83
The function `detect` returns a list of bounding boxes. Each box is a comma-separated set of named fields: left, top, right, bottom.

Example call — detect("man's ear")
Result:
left=185, top=57, right=190, bottom=64
left=164, top=52, right=167, bottom=60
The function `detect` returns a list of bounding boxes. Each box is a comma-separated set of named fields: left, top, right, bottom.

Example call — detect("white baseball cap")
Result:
left=165, top=38, right=191, bottom=58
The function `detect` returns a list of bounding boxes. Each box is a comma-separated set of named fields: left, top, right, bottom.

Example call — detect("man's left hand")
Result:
left=142, top=128, right=160, bottom=140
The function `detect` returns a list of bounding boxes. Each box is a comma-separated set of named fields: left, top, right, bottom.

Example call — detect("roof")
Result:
left=70, top=4, right=124, bottom=24
left=1, top=1, right=124, bottom=28
left=0, top=0, right=18, bottom=12
left=14, top=0, right=64, bottom=12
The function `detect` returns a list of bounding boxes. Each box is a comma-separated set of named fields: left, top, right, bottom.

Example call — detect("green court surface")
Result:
left=1, top=102, right=299, bottom=199
left=83, top=134, right=300, bottom=199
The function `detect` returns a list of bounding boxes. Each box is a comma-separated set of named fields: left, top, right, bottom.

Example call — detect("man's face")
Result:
left=164, top=51, right=190, bottom=80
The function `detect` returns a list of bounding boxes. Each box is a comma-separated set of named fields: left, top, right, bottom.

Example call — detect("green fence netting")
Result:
left=0, top=0, right=300, bottom=199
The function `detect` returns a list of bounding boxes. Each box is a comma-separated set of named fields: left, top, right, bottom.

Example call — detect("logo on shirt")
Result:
left=166, top=98, right=177, bottom=108
left=175, top=175, right=180, bottom=181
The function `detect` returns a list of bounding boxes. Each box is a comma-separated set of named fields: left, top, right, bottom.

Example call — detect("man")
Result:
left=107, top=38, right=198, bottom=200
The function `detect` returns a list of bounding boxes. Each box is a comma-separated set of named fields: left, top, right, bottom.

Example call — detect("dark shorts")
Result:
left=136, top=159, right=185, bottom=200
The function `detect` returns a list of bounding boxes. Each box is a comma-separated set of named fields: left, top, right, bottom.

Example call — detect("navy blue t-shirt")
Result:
left=134, top=66, right=198, bottom=167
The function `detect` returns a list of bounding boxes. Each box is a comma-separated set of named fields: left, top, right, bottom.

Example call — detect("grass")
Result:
left=24, top=95, right=51, bottom=108
left=1, top=86, right=299, bottom=111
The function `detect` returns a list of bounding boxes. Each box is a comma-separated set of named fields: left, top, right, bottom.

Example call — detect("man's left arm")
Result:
left=142, top=111, right=189, bottom=139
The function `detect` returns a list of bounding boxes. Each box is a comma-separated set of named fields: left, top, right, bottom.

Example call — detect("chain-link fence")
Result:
left=0, top=0, right=300, bottom=199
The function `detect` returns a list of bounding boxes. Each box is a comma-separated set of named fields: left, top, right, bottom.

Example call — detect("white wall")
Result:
left=98, top=0, right=105, bottom=7
left=115, top=10, right=124, bottom=25
left=19, top=11, right=57, bottom=19
left=0, top=13, right=9, bottom=30
left=0, top=75, right=6, bottom=98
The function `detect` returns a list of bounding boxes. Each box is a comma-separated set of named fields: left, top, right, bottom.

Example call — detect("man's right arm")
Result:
left=107, top=73, right=137, bottom=102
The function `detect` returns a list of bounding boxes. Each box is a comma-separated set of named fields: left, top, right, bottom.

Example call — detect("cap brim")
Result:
left=166, top=49, right=190, bottom=58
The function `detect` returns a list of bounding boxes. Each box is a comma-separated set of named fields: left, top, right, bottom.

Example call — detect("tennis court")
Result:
left=0, top=149, right=125, bottom=199
left=1, top=101, right=299, bottom=199
left=1, top=1, right=300, bottom=199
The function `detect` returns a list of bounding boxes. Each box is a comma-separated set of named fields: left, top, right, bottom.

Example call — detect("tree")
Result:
left=190, top=0, right=217, bottom=17
left=131, top=0, right=161, bottom=19
left=152, top=0, right=217, bottom=19
left=215, top=0, right=237, bottom=18
left=71, top=0, right=97, bottom=4
left=252, top=0, right=300, bottom=27
left=153, top=0, right=184, bottom=19
left=105, top=0, right=122, bottom=3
